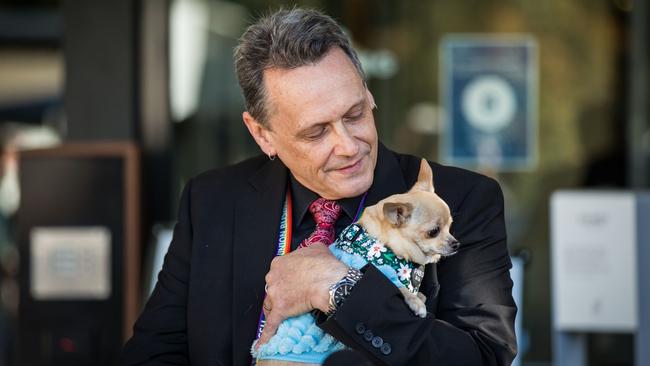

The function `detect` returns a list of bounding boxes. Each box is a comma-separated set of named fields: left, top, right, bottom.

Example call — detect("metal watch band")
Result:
left=326, top=267, right=363, bottom=316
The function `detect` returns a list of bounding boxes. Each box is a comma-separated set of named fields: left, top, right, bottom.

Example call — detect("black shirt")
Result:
left=289, top=174, right=365, bottom=251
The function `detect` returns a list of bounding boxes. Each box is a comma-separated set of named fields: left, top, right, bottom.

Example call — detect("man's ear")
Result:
left=410, top=159, right=435, bottom=193
left=366, top=89, right=377, bottom=110
left=383, top=202, right=413, bottom=227
left=242, top=111, right=275, bottom=157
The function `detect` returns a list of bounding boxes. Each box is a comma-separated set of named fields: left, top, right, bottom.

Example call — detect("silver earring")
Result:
left=268, top=154, right=276, bottom=161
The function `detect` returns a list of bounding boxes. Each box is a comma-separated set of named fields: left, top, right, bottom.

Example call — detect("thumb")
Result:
left=256, top=312, right=282, bottom=348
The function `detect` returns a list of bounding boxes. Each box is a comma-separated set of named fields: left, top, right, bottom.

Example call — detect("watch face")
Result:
left=334, top=283, right=353, bottom=305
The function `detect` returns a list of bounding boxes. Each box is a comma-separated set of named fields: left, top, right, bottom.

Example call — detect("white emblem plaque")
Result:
left=30, top=226, right=112, bottom=300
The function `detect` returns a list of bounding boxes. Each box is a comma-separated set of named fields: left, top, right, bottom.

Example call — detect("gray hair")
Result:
left=234, top=8, right=366, bottom=127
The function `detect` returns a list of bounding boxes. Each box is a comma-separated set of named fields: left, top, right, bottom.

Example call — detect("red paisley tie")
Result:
left=298, top=198, right=342, bottom=248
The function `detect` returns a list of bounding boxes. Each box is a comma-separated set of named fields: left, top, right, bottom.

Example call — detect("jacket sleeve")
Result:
left=317, top=177, right=517, bottom=366
left=121, top=180, right=194, bottom=365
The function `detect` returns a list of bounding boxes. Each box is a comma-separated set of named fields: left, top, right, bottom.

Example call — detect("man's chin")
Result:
left=324, top=159, right=375, bottom=198
left=333, top=175, right=373, bottom=199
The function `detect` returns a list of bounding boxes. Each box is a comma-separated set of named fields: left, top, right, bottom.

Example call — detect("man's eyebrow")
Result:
left=301, top=97, right=367, bottom=128
left=295, top=121, right=329, bottom=137
left=343, top=98, right=367, bottom=114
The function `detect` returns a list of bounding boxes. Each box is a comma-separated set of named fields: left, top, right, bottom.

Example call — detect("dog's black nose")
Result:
left=449, top=239, right=460, bottom=250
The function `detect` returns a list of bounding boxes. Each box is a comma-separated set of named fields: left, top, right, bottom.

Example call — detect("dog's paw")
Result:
left=411, top=302, right=427, bottom=318
left=400, top=288, right=427, bottom=318
left=416, top=292, right=427, bottom=303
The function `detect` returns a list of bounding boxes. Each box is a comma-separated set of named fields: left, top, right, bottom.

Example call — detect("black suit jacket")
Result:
left=122, top=144, right=517, bottom=365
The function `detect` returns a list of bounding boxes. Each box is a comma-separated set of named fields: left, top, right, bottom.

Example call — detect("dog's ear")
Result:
left=411, top=159, right=435, bottom=193
left=383, top=202, right=413, bottom=227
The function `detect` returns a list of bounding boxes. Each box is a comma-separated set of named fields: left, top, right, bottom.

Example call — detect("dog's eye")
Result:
left=427, top=227, right=440, bottom=238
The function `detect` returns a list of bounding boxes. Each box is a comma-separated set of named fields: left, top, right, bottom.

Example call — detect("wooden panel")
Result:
left=17, top=142, right=140, bottom=365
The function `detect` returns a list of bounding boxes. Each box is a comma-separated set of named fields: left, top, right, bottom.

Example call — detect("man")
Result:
left=122, top=8, right=517, bottom=366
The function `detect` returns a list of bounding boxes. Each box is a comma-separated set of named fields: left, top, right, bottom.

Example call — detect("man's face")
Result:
left=247, top=47, right=378, bottom=200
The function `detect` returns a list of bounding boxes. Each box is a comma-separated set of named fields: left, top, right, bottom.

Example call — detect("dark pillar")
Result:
left=62, top=0, right=139, bottom=141
left=628, top=0, right=649, bottom=188
left=63, top=0, right=174, bottom=224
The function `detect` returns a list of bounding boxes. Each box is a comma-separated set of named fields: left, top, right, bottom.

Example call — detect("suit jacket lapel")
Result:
left=365, top=144, right=409, bottom=206
left=232, top=158, right=288, bottom=365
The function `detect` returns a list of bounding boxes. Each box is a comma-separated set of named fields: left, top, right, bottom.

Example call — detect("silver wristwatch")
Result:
left=326, top=267, right=363, bottom=316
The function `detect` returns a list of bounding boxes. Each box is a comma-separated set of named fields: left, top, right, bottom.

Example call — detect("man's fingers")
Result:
left=256, top=312, right=282, bottom=348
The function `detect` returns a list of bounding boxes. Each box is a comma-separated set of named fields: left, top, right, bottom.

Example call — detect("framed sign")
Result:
left=551, top=191, right=638, bottom=332
left=440, top=35, right=538, bottom=171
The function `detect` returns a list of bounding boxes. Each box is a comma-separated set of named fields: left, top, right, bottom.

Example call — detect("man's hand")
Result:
left=256, top=243, right=348, bottom=347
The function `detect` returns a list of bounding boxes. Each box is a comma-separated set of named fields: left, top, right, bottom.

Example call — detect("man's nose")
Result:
left=332, top=122, right=359, bottom=156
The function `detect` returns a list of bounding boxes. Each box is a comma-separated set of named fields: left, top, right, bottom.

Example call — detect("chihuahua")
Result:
left=253, top=159, right=459, bottom=365
left=353, top=158, right=459, bottom=316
